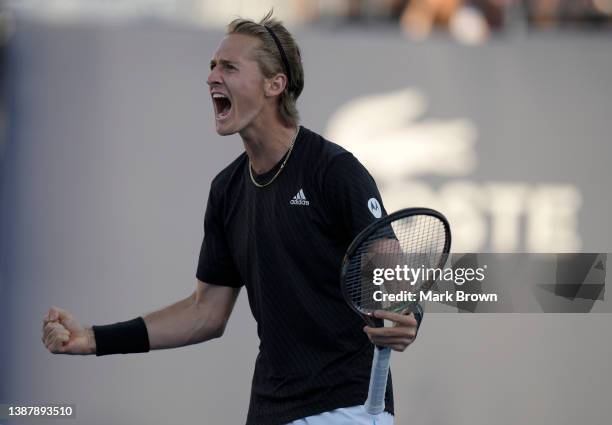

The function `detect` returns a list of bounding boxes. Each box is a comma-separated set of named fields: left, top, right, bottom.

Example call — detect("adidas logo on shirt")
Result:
left=290, top=189, right=310, bottom=206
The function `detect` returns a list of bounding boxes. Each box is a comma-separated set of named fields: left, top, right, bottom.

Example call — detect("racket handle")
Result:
left=364, top=346, right=392, bottom=415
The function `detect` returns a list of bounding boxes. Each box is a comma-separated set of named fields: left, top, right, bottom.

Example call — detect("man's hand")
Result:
left=41, top=307, right=96, bottom=355
left=363, top=310, right=419, bottom=352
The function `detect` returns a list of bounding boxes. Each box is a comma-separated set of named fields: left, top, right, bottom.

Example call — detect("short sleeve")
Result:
left=196, top=186, right=242, bottom=287
left=323, top=152, right=387, bottom=241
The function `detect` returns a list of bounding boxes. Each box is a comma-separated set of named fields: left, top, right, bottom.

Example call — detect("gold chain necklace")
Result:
left=249, top=128, right=299, bottom=188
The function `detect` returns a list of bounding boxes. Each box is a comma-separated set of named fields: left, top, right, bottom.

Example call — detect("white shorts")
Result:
left=286, top=405, right=394, bottom=425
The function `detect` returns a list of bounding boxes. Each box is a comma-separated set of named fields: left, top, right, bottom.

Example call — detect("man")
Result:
left=41, top=11, right=420, bottom=425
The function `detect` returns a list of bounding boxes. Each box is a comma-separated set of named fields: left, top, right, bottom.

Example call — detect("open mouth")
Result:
left=212, top=93, right=232, bottom=121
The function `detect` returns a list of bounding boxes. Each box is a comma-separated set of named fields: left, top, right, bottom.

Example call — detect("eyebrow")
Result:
left=210, top=59, right=237, bottom=69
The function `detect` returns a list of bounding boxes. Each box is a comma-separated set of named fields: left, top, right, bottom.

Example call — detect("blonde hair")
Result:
left=227, top=10, right=304, bottom=128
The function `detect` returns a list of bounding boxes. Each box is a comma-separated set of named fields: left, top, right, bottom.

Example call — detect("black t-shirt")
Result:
left=197, top=126, right=392, bottom=425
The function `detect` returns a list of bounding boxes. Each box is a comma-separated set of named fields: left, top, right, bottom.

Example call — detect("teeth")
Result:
left=212, top=93, right=227, bottom=99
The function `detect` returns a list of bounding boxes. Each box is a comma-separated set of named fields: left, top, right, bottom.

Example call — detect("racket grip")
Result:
left=364, top=346, right=392, bottom=415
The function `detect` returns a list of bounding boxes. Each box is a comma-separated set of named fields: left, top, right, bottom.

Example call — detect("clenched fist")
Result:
left=41, top=307, right=96, bottom=355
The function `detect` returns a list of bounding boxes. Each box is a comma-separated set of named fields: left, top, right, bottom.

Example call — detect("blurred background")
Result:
left=1, top=1, right=611, bottom=424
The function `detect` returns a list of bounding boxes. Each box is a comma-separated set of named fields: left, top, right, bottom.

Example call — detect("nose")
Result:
left=207, top=66, right=222, bottom=87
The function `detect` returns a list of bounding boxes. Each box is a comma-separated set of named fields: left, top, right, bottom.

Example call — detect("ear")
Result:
left=264, top=73, right=288, bottom=97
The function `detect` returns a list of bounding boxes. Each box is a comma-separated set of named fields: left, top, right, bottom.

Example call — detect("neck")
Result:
left=240, top=121, right=298, bottom=174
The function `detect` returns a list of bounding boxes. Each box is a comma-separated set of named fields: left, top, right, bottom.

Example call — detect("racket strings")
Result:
left=344, top=214, right=448, bottom=313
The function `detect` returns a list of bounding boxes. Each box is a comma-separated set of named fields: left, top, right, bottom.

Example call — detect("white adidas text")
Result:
left=290, top=189, right=310, bottom=206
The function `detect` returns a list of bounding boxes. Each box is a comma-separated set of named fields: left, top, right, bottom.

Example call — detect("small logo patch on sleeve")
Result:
left=367, top=198, right=382, bottom=218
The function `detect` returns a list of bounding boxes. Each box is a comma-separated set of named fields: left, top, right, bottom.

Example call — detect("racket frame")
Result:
left=340, top=207, right=451, bottom=323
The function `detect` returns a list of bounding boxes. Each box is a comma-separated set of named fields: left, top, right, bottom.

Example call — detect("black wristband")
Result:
left=92, top=317, right=150, bottom=356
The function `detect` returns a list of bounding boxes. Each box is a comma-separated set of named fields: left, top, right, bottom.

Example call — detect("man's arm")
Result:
left=42, top=280, right=240, bottom=355
left=144, top=280, right=240, bottom=350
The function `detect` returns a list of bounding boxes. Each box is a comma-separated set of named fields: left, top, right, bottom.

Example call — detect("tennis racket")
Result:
left=340, top=207, right=451, bottom=416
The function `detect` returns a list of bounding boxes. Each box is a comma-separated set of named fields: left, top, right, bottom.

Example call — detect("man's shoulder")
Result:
left=300, top=126, right=353, bottom=167
left=210, top=152, right=247, bottom=194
